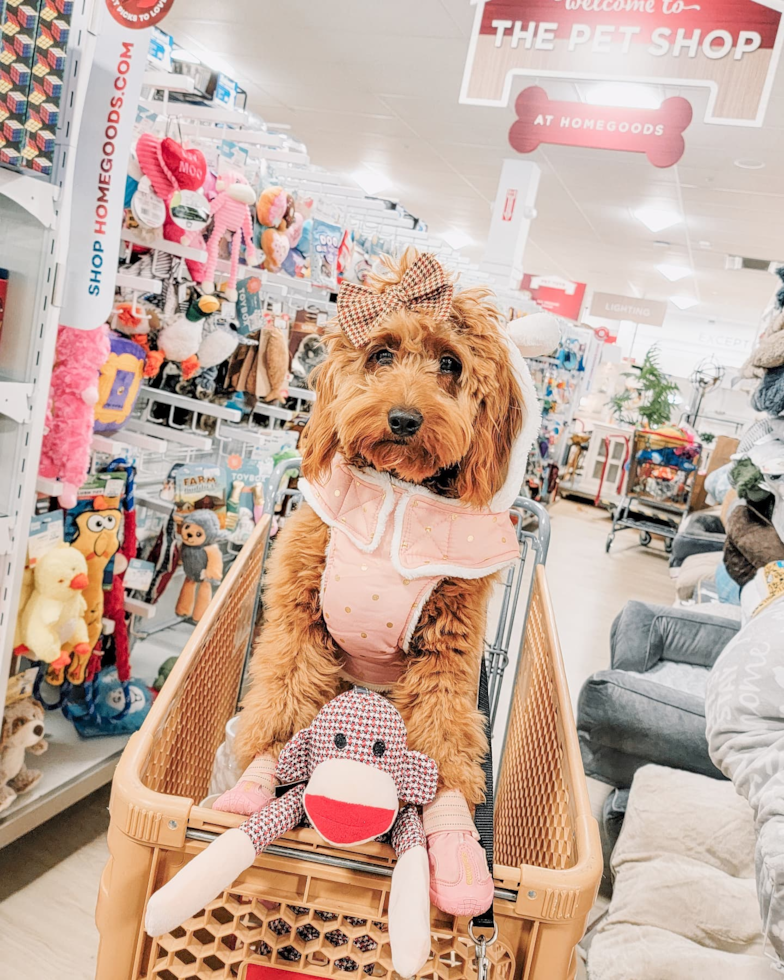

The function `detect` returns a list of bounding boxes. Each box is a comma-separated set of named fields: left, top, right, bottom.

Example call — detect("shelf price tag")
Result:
left=124, top=558, right=155, bottom=592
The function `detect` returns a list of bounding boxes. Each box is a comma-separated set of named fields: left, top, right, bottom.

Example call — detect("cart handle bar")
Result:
left=184, top=828, right=518, bottom=903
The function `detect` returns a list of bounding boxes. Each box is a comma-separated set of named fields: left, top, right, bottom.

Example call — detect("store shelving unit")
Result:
left=0, top=0, right=102, bottom=842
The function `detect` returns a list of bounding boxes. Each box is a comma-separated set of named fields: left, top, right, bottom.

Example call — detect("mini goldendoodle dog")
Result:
left=216, top=248, right=558, bottom=915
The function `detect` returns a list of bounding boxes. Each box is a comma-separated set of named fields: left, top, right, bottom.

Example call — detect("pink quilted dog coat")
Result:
left=301, top=458, right=518, bottom=685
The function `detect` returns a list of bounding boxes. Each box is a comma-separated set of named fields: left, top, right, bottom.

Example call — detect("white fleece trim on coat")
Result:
left=490, top=338, right=542, bottom=513
left=300, top=474, right=396, bottom=553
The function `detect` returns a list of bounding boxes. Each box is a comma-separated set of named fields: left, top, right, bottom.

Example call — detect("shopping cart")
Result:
left=95, top=461, right=601, bottom=980
left=606, top=427, right=701, bottom=554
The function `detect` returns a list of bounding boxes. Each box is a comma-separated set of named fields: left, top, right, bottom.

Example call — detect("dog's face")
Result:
left=303, top=271, right=524, bottom=508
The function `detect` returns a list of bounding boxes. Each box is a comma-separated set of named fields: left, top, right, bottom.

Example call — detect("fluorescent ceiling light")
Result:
left=586, top=83, right=660, bottom=110
left=441, top=229, right=473, bottom=250
left=351, top=169, right=387, bottom=195
left=635, top=207, right=681, bottom=233
left=171, top=47, right=201, bottom=65
left=657, top=263, right=692, bottom=282
left=670, top=296, right=699, bottom=310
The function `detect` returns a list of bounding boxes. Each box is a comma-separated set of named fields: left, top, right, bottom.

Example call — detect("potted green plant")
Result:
left=609, top=347, right=680, bottom=429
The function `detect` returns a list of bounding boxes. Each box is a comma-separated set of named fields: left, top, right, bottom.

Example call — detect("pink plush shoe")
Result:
left=212, top=781, right=274, bottom=816
left=427, top=831, right=494, bottom=917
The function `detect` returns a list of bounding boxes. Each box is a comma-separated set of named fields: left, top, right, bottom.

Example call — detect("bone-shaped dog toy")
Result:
left=509, top=86, right=693, bottom=169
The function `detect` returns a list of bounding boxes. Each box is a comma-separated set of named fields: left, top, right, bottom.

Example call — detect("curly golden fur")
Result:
left=235, top=249, right=524, bottom=805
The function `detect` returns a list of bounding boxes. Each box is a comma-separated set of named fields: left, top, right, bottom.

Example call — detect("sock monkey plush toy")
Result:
left=145, top=688, right=438, bottom=978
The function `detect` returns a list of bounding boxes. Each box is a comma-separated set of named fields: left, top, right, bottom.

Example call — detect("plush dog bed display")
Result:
left=587, top=765, right=770, bottom=980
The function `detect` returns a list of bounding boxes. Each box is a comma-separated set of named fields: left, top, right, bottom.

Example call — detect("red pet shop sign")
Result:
left=520, top=273, right=587, bottom=319
left=509, top=86, right=693, bottom=167
left=461, top=0, right=784, bottom=126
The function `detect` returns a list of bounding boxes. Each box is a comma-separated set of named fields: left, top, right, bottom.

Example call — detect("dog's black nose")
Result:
left=33, top=725, right=44, bottom=738
left=388, top=407, right=423, bottom=438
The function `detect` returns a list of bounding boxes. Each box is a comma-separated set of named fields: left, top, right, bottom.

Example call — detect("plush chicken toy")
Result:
left=145, top=688, right=439, bottom=977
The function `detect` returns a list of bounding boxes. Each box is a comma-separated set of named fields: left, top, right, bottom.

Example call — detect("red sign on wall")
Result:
left=460, top=0, right=784, bottom=127
left=105, top=0, right=176, bottom=29
left=520, top=273, right=587, bottom=320
left=509, top=87, right=693, bottom=168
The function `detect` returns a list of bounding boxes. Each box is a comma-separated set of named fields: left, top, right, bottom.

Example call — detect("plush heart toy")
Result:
left=160, top=137, right=207, bottom=192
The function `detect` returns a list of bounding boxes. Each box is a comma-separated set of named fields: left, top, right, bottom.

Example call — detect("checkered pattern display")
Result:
left=337, top=253, right=454, bottom=347
left=239, top=689, right=437, bottom=857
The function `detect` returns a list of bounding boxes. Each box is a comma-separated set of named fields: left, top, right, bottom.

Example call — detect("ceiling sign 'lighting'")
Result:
left=635, top=208, right=682, bottom=233
left=460, top=1, right=784, bottom=127
left=657, top=264, right=693, bottom=282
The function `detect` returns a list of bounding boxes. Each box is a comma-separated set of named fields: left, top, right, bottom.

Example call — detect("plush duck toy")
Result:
left=145, top=688, right=439, bottom=978
left=14, top=544, right=90, bottom=667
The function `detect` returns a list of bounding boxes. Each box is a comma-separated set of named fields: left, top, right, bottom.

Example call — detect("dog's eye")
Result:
left=439, top=355, right=461, bottom=376
left=372, top=740, right=386, bottom=757
left=371, top=349, right=394, bottom=366
left=334, top=733, right=348, bottom=749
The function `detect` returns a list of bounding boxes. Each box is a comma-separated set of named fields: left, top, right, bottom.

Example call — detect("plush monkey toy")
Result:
left=145, top=688, right=438, bottom=978
left=175, top=511, right=224, bottom=623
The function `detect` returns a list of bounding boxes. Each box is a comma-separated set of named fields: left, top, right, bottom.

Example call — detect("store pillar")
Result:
left=482, top=159, right=541, bottom=288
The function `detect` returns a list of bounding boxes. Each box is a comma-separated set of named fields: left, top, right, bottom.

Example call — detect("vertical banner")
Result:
left=60, top=0, right=176, bottom=329
left=483, top=159, right=540, bottom=287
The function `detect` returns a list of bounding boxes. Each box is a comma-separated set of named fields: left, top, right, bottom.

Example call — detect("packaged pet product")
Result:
left=93, top=333, right=146, bottom=435
left=309, top=218, right=342, bottom=285
left=0, top=0, right=41, bottom=168
left=22, top=0, right=73, bottom=175
left=174, top=463, right=227, bottom=528
left=223, top=458, right=263, bottom=540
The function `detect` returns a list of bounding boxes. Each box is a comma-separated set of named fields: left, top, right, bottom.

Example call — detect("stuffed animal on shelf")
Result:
left=14, top=544, right=89, bottom=667
left=145, top=688, right=438, bottom=979
left=146, top=314, right=203, bottom=380
left=68, top=667, right=153, bottom=738
left=53, top=506, right=122, bottom=686
left=199, top=171, right=257, bottom=302
left=38, top=324, right=112, bottom=509
left=175, top=511, right=225, bottom=623
left=93, top=333, right=146, bottom=435
left=0, top=697, right=47, bottom=813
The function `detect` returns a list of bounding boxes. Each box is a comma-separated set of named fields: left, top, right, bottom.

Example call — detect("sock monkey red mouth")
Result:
left=303, top=794, right=397, bottom=844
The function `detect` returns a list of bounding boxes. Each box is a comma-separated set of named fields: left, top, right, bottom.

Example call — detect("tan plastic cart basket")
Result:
left=96, top=512, right=601, bottom=980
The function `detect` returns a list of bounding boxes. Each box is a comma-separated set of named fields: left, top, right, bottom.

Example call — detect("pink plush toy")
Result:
left=199, top=171, right=257, bottom=302
left=39, top=324, right=111, bottom=509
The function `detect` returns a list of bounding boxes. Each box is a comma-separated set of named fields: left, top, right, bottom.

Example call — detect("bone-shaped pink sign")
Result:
left=509, top=87, right=693, bottom=169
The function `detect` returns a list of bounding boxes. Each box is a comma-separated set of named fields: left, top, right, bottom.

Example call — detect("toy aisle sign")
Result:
left=509, top=86, right=693, bottom=167
left=60, top=0, right=176, bottom=330
left=590, top=290, right=667, bottom=326
left=520, top=272, right=587, bottom=319
left=460, top=0, right=784, bottom=127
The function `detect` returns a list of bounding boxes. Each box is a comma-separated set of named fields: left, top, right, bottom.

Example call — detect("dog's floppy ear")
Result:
left=400, top=750, right=439, bottom=805
left=301, top=338, right=343, bottom=482
left=275, top=726, right=314, bottom=784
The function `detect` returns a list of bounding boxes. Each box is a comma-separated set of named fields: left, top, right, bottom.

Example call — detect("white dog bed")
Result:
left=587, top=765, right=771, bottom=980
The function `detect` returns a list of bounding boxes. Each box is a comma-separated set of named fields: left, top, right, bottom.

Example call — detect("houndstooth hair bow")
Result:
left=337, top=253, right=454, bottom=347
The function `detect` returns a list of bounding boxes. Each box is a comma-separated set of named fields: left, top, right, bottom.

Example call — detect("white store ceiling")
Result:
left=164, top=0, right=784, bottom=328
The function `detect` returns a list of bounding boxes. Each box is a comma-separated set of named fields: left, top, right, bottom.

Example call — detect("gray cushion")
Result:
left=578, top=669, right=725, bottom=788
left=610, top=600, right=740, bottom=673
